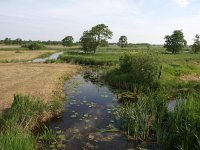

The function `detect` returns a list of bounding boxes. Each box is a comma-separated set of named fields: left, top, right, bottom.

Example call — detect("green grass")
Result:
left=36, top=51, right=56, bottom=59
left=0, top=95, right=64, bottom=150
left=117, top=91, right=200, bottom=149
left=59, top=52, right=122, bottom=65
left=0, top=126, right=36, bottom=150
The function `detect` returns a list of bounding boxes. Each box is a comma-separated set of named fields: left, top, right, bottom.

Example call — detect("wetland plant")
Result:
left=117, top=91, right=200, bottom=149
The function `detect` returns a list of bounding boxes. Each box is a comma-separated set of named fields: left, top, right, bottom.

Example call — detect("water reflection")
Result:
left=32, top=52, right=63, bottom=63
left=48, top=70, right=136, bottom=150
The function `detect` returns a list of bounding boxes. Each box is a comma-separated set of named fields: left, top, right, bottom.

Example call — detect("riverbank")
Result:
left=0, top=62, right=81, bottom=149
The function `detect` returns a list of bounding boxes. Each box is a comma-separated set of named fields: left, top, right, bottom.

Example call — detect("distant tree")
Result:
left=118, top=35, right=128, bottom=48
left=164, top=30, right=187, bottom=54
left=4, top=38, right=12, bottom=45
left=80, top=24, right=113, bottom=53
left=13, top=38, right=23, bottom=45
left=192, top=34, right=200, bottom=53
left=62, top=36, right=74, bottom=47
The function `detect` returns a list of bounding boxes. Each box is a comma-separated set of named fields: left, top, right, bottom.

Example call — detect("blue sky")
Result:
left=0, top=0, right=200, bottom=44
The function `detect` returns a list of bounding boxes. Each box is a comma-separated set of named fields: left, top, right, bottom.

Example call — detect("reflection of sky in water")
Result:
left=48, top=72, right=137, bottom=150
left=32, top=52, right=63, bottom=62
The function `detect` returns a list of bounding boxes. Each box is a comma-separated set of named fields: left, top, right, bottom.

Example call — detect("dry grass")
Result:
left=0, top=44, right=21, bottom=49
left=180, top=74, right=200, bottom=81
left=0, top=63, right=81, bottom=112
left=0, top=50, right=56, bottom=62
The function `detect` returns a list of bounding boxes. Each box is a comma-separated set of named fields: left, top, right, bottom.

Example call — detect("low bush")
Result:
left=21, top=42, right=45, bottom=50
left=104, top=53, right=160, bottom=91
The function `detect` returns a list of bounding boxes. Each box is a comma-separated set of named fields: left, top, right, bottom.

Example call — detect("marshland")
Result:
left=1, top=1, right=200, bottom=150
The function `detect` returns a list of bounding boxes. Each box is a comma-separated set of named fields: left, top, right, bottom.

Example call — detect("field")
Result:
left=0, top=50, right=57, bottom=62
left=0, top=63, right=80, bottom=112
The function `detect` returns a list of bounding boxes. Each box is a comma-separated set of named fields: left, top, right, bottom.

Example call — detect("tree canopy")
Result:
left=62, top=36, right=74, bottom=47
left=164, top=30, right=187, bottom=54
left=192, top=34, right=200, bottom=53
left=80, top=24, right=113, bottom=53
left=118, top=35, right=128, bottom=48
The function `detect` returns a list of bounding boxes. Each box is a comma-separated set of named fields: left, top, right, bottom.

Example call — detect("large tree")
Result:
left=192, top=34, right=200, bottom=53
left=62, top=36, right=74, bottom=47
left=80, top=24, right=113, bottom=53
left=164, top=30, right=187, bottom=54
left=118, top=35, right=128, bottom=48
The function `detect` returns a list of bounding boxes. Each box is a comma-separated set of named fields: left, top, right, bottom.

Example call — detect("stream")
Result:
left=32, top=51, right=63, bottom=63
left=47, top=69, right=137, bottom=150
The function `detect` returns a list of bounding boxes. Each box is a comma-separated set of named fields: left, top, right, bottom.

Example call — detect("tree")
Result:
left=164, top=30, right=187, bottom=54
left=118, top=35, right=128, bottom=48
left=62, top=36, right=74, bottom=47
left=80, top=24, right=113, bottom=53
left=4, top=38, right=12, bottom=45
left=13, top=38, right=23, bottom=45
left=192, top=34, right=200, bottom=53
left=79, top=31, right=96, bottom=53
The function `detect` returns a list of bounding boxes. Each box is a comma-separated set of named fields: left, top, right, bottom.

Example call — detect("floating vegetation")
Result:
left=70, top=115, right=77, bottom=118
left=101, top=94, right=109, bottom=98
left=117, top=91, right=138, bottom=103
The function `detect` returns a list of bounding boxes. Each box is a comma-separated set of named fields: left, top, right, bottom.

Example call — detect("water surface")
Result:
left=48, top=70, right=137, bottom=150
left=32, top=51, right=63, bottom=63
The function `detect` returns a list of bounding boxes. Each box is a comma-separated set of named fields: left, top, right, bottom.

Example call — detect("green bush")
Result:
left=21, top=42, right=45, bottom=50
left=104, top=53, right=160, bottom=90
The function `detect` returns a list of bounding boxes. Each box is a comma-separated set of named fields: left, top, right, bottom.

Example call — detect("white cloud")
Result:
left=174, top=0, right=189, bottom=7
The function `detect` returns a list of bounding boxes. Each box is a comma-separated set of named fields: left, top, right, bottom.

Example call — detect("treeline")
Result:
left=0, top=38, right=63, bottom=45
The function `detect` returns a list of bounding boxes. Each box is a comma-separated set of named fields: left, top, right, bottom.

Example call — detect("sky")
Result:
left=0, top=0, right=200, bottom=44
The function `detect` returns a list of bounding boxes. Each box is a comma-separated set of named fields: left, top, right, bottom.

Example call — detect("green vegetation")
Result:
left=21, top=42, right=45, bottom=50
left=117, top=92, right=200, bottom=150
left=36, top=51, right=55, bottom=59
left=80, top=24, right=113, bottom=53
left=59, top=52, right=121, bottom=65
left=192, top=34, right=200, bottom=53
left=1, top=28, right=200, bottom=149
left=104, top=53, right=160, bottom=91
left=164, top=30, right=187, bottom=54
left=62, top=36, right=74, bottom=47
left=0, top=95, right=64, bottom=150
left=118, top=35, right=128, bottom=48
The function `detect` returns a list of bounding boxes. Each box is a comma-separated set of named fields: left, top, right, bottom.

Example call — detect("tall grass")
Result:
left=117, top=91, right=200, bottom=149
left=160, top=95, right=200, bottom=150
left=0, top=126, right=36, bottom=150
left=0, top=94, right=64, bottom=149
left=59, top=52, right=121, bottom=65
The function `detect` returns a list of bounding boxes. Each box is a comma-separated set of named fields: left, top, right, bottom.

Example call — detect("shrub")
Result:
left=21, top=42, right=45, bottom=50
left=104, top=53, right=160, bottom=90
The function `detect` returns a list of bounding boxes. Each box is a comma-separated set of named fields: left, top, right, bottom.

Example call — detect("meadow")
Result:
left=0, top=44, right=199, bottom=149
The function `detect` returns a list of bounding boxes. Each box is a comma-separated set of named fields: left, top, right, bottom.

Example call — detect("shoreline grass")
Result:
left=0, top=65, right=81, bottom=149
left=0, top=94, right=64, bottom=150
